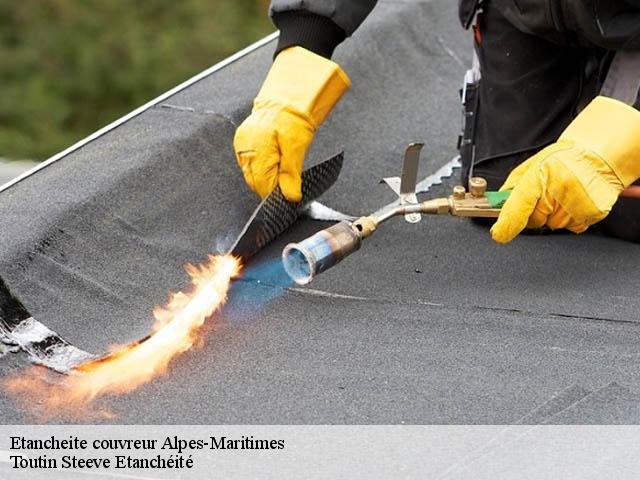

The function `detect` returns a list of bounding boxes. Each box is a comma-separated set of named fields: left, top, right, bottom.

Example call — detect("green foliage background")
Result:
left=0, top=0, right=273, bottom=160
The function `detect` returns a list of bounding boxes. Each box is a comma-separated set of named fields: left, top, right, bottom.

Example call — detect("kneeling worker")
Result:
left=233, top=0, right=640, bottom=242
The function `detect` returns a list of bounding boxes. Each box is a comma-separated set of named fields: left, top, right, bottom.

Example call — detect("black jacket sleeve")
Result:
left=269, top=0, right=378, bottom=58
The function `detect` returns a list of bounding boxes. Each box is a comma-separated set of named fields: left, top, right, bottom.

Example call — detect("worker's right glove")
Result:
left=234, top=46, right=351, bottom=202
left=491, top=96, right=640, bottom=243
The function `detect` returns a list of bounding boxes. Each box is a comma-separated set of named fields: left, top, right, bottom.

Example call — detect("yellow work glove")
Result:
left=233, top=46, right=351, bottom=202
left=491, top=96, right=640, bottom=243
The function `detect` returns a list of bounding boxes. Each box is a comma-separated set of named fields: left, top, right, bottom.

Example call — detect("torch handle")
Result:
left=622, top=186, right=640, bottom=199
left=445, top=183, right=640, bottom=218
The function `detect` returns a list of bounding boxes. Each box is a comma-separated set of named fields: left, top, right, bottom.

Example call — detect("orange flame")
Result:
left=6, top=254, right=241, bottom=419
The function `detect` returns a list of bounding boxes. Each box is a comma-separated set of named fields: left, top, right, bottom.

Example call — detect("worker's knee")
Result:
left=597, top=197, right=640, bottom=243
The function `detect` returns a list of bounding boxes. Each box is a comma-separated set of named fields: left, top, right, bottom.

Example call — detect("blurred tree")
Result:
left=0, top=0, right=273, bottom=160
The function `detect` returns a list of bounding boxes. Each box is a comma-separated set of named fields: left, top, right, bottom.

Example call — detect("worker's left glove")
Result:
left=491, top=96, right=640, bottom=243
left=234, top=47, right=350, bottom=202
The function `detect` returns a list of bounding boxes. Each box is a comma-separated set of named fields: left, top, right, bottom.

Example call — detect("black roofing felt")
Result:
left=2, top=0, right=640, bottom=423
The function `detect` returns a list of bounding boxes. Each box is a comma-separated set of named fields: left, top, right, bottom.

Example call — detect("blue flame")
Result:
left=224, top=256, right=294, bottom=324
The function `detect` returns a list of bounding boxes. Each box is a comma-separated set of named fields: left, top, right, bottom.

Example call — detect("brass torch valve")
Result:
left=420, top=177, right=507, bottom=218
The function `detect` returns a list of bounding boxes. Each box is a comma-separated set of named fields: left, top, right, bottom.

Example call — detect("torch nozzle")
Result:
left=282, top=220, right=366, bottom=285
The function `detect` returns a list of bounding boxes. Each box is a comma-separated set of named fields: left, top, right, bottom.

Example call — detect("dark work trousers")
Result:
left=465, top=4, right=640, bottom=242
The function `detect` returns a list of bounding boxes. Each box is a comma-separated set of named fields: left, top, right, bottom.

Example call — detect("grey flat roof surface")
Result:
left=2, top=0, right=640, bottom=424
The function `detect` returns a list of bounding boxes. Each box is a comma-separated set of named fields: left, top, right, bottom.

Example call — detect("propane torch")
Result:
left=282, top=142, right=640, bottom=285
left=282, top=144, right=510, bottom=285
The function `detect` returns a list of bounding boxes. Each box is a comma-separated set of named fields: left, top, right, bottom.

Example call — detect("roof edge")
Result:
left=0, top=31, right=280, bottom=194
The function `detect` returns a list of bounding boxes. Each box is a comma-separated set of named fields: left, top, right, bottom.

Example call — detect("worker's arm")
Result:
left=495, top=0, right=640, bottom=50
left=270, top=0, right=378, bottom=58
left=556, top=0, right=640, bottom=50
left=233, top=1, right=377, bottom=201
left=491, top=96, right=640, bottom=243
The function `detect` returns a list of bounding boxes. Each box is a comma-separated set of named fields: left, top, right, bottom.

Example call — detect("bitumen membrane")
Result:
left=1, top=0, right=640, bottom=424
